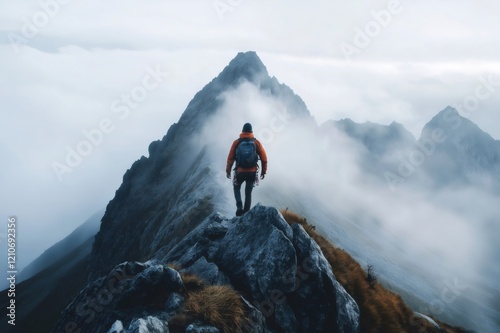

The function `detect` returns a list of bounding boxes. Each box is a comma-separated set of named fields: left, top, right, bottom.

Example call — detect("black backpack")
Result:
left=236, top=138, right=259, bottom=168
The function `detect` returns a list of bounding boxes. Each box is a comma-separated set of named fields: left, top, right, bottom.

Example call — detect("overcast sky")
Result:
left=1, top=0, right=500, bottom=272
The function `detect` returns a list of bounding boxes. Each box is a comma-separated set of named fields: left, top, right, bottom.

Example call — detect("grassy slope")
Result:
left=281, top=210, right=471, bottom=333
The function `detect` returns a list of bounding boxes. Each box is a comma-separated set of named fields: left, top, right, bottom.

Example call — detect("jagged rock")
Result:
left=116, top=264, right=184, bottom=308
left=127, top=316, right=169, bottom=333
left=181, top=256, right=230, bottom=286
left=158, top=220, right=228, bottom=269
left=240, top=297, right=267, bottom=333
left=216, top=205, right=359, bottom=333
left=213, top=207, right=297, bottom=301
left=273, top=303, right=298, bottom=332
left=164, top=293, right=185, bottom=317
left=107, top=316, right=169, bottom=333
left=108, top=320, right=125, bottom=333
left=185, top=323, right=219, bottom=332
left=290, top=223, right=360, bottom=332
left=52, top=262, right=181, bottom=333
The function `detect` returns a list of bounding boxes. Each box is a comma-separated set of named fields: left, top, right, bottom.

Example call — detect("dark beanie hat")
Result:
left=242, top=123, right=253, bottom=133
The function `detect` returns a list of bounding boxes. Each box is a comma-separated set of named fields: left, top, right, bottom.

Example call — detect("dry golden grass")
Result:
left=182, top=285, right=247, bottom=333
left=170, top=272, right=247, bottom=333
left=281, top=209, right=467, bottom=333
left=180, top=272, right=206, bottom=292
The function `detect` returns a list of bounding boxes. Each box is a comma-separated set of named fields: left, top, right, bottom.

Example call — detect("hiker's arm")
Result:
left=226, top=140, right=238, bottom=178
left=257, top=141, right=268, bottom=178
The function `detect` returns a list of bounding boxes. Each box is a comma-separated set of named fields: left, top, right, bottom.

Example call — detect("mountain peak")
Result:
left=441, top=105, right=459, bottom=116
left=422, top=106, right=486, bottom=138
left=217, top=51, right=269, bottom=86
left=418, top=106, right=500, bottom=192
left=231, top=51, right=266, bottom=70
left=424, top=106, right=461, bottom=130
left=326, top=118, right=416, bottom=156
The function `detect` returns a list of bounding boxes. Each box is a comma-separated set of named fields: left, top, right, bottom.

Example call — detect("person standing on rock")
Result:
left=226, top=123, right=268, bottom=216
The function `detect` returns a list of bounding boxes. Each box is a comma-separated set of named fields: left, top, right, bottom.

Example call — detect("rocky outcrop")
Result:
left=53, top=205, right=359, bottom=333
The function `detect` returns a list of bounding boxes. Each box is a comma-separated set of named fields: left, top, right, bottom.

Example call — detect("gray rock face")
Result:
left=52, top=261, right=179, bottom=333
left=54, top=205, right=359, bottom=333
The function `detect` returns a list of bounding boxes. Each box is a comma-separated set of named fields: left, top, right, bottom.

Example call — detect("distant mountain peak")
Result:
left=417, top=106, right=500, bottom=191
left=329, top=118, right=415, bottom=143
left=388, top=120, right=405, bottom=129
left=442, top=105, right=459, bottom=115
left=422, top=106, right=486, bottom=139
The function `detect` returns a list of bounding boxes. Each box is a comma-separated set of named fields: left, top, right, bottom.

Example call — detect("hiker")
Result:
left=226, top=123, right=267, bottom=216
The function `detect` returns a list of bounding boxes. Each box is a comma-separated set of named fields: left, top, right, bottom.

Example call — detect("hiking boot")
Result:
left=236, top=209, right=244, bottom=216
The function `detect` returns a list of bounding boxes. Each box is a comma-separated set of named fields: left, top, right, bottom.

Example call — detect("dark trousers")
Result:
left=233, top=172, right=255, bottom=212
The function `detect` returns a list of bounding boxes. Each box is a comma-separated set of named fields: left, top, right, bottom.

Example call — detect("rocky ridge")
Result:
left=53, top=205, right=360, bottom=333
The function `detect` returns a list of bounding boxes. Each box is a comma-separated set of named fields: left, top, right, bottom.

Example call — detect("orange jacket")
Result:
left=226, top=132, right=267, bottom=175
